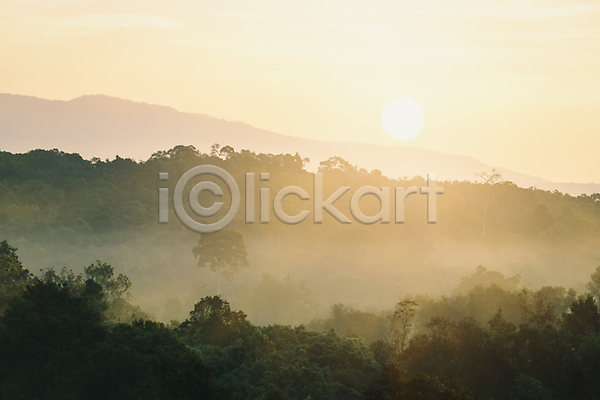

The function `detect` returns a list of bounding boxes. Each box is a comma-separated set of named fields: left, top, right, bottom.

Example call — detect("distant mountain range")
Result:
left=1, top=93, right=598, bottom=195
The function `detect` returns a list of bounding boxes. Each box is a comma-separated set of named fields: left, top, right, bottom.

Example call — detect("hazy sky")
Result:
left=2, top=0, right=599, bottom=183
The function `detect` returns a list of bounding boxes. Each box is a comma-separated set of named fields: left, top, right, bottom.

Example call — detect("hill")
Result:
left=1, top=93, right=598, bottom=196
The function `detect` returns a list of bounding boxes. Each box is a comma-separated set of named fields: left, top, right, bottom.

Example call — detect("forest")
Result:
left=3, top=240, right=600, bottom=399
left=1, top=146, right=600, bottom=399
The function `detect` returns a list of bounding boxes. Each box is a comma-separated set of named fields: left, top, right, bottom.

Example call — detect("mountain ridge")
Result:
left=1, top=93, right=598, bottom=196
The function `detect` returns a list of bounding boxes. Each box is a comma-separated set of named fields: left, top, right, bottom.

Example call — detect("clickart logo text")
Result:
left=158, top=165, right=443, bottom=233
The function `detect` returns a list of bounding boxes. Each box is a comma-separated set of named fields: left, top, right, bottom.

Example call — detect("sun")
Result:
left=381, top=97, right=425, bottom=141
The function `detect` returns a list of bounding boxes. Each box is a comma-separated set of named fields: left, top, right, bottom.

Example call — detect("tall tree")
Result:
left=192, top=230, right=249, bottom=295
left=388, top=300, right=418, bottom=356
left=517, top=288, right=558, bottom=327
left=475, top=169, right=503, bottom=238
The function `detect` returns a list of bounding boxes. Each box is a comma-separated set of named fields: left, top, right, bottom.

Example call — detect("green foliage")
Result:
left=586, top=266, right=600, bottom=299
left=0, top=280, right=107, bottom=399
left=563, top=295, right=600, bottom=339
left=88, top=320, right=224, bottom=400
left=0, top=240, right=31, bottom=314
left=6, top=240, right=599, bottom=400
left=368, top=338, right=394, bottom=365
left=84, top=260, right=131, bottom=302
left=39, top=261, right=146, bottom=323
left=248, top=328, right=276, bottom=361
left=2, top=145, right=599, bottom=319
left=400, top=293, right=600, bottom=400
left=0, top=280, right=225, bottom=400
left=453, top=265, right=521, bottom=295
left=388, top=300, right=418, bottom=356
left=191, top=324, right=379, bottom=400
left=40, top=266, right=85, bottom=294
left=308, top=303, right=387, bottom=343
left=179, top=295, right=250, bottom=347
left=3, top=242, right=600, bottom=399
left=509, top=374, right=545, bottom=400
left=363, top=363, right=472, bottom=400
left=518, top=287, right=561, bottom=328
left=2, top=146, right=600, bottom=399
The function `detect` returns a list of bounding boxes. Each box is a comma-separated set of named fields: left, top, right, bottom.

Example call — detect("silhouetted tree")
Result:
left=179, top=295, right=249, bottom=346
left=475, top=168, right=503, bottom=237
left=388, top=300, right=418, bottom=356
left=563, top=295, right=600, bottom=339
left=193, top=230, right=249, bottom=295
left=0, top=240, right=31, bottom=314
left=0, top=280, right=107, bottom=398
left=363, top=362, right=472, bottom=400
left=84, top=261, right=132, bottom=302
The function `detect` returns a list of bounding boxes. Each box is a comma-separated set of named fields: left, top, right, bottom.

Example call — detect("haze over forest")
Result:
left=1, top=143, right=599, bottom=328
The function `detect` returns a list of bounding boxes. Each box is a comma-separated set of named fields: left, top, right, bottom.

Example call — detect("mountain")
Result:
left=1, top=93, right=597, bottom=195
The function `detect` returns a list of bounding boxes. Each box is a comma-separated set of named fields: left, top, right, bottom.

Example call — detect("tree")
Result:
left=489, top=308, right=517, bottom=337
left=39, top=266, right=84, bottom=294
left=210, top=143, right=221, bottom=157
left=0, top=280, right=225, bottom=400
left=84, top=261, right=132, bottom=303
left=388, top=300, right=418, bottom=356
left=0, top=280, right=107, bottom=399
left=508, top=374, right=544, bottom=400
left=563, top=295, right=600, bottom=339
left=179, top=295, right=248, bottom=346
left=40, top=262, right=143, bottom=323
left=192, top=230, right=249, bottom=295
left=369, top=338, right=394, bottom=365
left=0, top=240, right=31, bottom=314
left=453, top=265, right=521, bottom=295
left=518, top=288, right=558, bottom=327
left=363, top=363, right=472, bottom=400
left=89, top=320, right=224, bottom=400
left=475, top=169, right=503, bottom=238
left=314, top=302, right=387, bottom=342
left=586, top=266, right=600, bottom=299
left=475, top=169, right=503, bottom=185
left=248, top=328, right=275, bottom=361
left=318, top=156, right=357, bottom=173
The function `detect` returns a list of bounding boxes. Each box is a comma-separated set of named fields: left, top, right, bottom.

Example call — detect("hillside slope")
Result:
left=1, top=93, right=598, bottom=195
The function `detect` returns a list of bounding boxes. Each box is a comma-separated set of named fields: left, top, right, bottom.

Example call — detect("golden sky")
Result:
left=1, top=0, right=599, bottom=183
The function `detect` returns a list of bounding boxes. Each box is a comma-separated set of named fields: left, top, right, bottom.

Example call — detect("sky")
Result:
left=1, top=0, right=599, bottom=183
